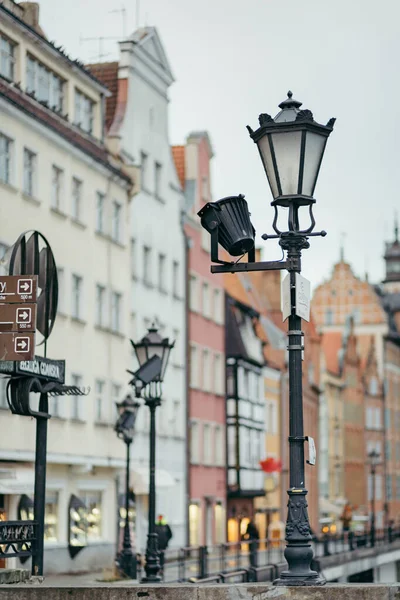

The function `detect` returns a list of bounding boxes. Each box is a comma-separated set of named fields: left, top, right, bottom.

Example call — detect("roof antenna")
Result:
left=340, top=232, right=346, bottom=262
left=395, top=211, right=399, bottom=242
left=109, top=5, right=127, bottom=38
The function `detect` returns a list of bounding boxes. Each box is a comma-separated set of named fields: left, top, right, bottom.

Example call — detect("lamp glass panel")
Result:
left=257, top=135, right=279, bottom=198
left=160, top=344, right=172, bottom=381
left=134, top=345, right=148, bottom=367
left=270, top=131, right=302, bottom=196
left=302, top=131, right=327, bottom=196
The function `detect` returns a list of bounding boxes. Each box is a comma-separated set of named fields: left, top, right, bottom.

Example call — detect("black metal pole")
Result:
left=371, top=464, right=376, bottom=548
left=142, top=397, right=161, bottom=583
left=31, top=392, right=49, bottom=577
left=119, top=440, right=136, bottom=578
left=274, top=234, right=324, bottom=586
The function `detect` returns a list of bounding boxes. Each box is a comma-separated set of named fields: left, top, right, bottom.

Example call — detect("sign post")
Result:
left=0, top=276, right=37, bottom=361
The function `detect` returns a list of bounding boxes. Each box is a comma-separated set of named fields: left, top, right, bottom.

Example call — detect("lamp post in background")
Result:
left=198, top=91, right=335, bottom=586
left=130, top=325, right=174, bottom=584
left=115, top=394, right=140, bottom=579
left=368, top=449, right=380, bottom=548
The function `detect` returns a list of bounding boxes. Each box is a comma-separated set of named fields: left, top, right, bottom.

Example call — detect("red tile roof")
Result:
left=86, top=62, right=119, bottom=131
left=0, top=77, right=130, bottom=183
left=172, top=146, right=185, bottom=188
left=321, top=331, right=343, bottom=375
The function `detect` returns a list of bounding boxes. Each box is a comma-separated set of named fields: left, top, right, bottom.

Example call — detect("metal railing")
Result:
left=135, top=526, right=400, bottom=584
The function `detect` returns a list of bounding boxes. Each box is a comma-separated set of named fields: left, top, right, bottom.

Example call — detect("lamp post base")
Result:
left=274, top=572, right=326, bottom=587
left=117, top=548, right=137, bottom=580
left=141, top=533, right=161, bottom=584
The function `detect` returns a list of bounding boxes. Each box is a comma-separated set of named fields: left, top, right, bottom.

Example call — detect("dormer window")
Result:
left=74, top=89, right=94, bottom=134
left=26, top=54, right=64, bottom=112
left=0, top=34, right=15, bottom=81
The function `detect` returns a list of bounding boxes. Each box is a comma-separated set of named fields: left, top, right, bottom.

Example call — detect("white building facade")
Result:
left=0, top=1, right=134, bottom=573
left=88, top=28, right=187, bottom=550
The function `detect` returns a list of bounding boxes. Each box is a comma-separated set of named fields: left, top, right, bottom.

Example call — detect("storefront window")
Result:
left=69, top=495, right=87, bottom=555
left=189, top=503, right=200, bottom=546
left=44, top=493, right=58, bottom=542
left=18, top=495, right=34, bottom=521
left=80, top=491, right=102, bottom=540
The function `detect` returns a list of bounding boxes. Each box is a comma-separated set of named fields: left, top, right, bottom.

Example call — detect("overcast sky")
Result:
left=38, top=0, right=400, bottom=288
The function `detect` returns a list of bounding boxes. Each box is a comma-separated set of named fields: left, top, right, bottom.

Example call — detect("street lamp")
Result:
left=115, top=394, right=140, bottom=579
left=199, top=91, right=335, bottom=586
left=130, top=325, right=174, bottom=583
left=368, top=449, right=380, bottom=548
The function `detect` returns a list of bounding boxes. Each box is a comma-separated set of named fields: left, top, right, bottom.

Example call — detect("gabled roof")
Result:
left=172, top=146, right=185, bottom=188
left=86, top=62, right=119, bottom=130
left=129, top=27, right=174, bottom=82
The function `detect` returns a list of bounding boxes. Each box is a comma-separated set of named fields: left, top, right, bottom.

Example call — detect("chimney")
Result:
left=19, top=3, right=42, bottom=34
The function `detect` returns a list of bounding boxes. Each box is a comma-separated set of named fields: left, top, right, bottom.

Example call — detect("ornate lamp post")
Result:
left=368, top=449, right=380, bottom=548
left=131, top=325, right=174, bottom=584
left=199, top=91, right=335, bottom=586
left=115, top=394, right=140, bottom=579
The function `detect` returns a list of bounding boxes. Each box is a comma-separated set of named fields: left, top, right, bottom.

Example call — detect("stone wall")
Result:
left=0, top=584, right=400, bottom=600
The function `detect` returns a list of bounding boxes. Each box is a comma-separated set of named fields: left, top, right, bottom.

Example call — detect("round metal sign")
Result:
left=7, top=230, right=58, bottom=347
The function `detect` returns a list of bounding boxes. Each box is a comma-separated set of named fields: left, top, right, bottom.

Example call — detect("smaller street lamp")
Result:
left=115, top=394, right=140, bottom=579
left=130, top=325, right=174, bottom=584
left=368, top=449, right=380, bottom=548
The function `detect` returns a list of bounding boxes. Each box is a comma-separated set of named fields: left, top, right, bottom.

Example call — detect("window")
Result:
left=95, top=380, right=105, bottom=422
left=268, top=401, right=277, bottom=435
left=158, top=253, right=166, bottom=292
left=130, top=239, right=136, bottom=277
left=215, top=426, right=224, bottom=466
left=80, top=491, right=102, bottom=540
left=366, top=407, right=373, bottom=428
left=386, top=475, right=393, bottom=500
left=51, top=165, right=63, bottom=210
left=325, top=309, right=334, bottom=326
left=0, top=377, right=8, bottom=409
left=385, top=408, right=391, bottom=430
left=141, top=152, right=148, bottom=190
left=155, top=162, right=162, bottom=199
left=376, top=474, right=383, bottom=501
left=96, top=192, right=105, bottom=233
left=74, top=89, right=94, bottom=133
left=213, top=288, right=224, bottom=324
left=202, top=349, right=211, bottom=392
left=202, top=282, right=210, bottom=317
left=23, top=148, right=36, bottom=197
left=112, top=383, right=121, bottom=422
left=173, top=261, right=179, bottom=298
left=214, top=353, right=224, bottom=395
left=0, top=34, right=15, bottom=80
left=190, top=344, right=198, bottom=388
left=111, top=291, right=122, bottom=333
left=143, top=246, right=152, bottom=286
left=57, top=267, right=65, bottom=314
left=71, top=374, right=83, bottom=419
left=0, top=133, right=12, bottom=184
left=95, top=284, right=105, bottom=327
left=189, top=274, right=198, bottom=311
left=44, top=493, right=59, bottom=542
left=71, top=274, right=82, bottom=320
left=201, top=176, right=208, bottom=203
left=72, top=177, right=82, bottom=221
left=385, top=440, right=392, bottom=460
left=26, top=55, right=64, bottom=111
left=191, top=421, right=200, bottom=464
left=203, top=424, right=212, bottom=465
left=112, top=200, right=122, bottom=242
left=369, top=377, right=378, bottom=396
left=374, top=407, right=381, bottom=428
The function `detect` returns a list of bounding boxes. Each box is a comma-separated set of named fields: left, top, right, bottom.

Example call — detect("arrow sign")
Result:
left=0, top=276, right=37, bottom=303
left=0, top=332, right=35, bottom=361
left=0, top=304, right=36, bottom=332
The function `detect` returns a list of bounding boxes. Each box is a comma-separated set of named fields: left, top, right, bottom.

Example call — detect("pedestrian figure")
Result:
left=340, top=503, right=352, bottom=532
left=155, top=514, right=172, bottom=575
left=245, top=520, right=259, bottom=568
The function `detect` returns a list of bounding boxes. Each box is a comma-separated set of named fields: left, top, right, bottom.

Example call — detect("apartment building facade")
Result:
left=0, top=0, right=133, bottom=573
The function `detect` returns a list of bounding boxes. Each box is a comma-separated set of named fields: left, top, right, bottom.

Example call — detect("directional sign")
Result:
left=0, top=276, right=37, bottom=303
left=0, top=355, right=65, bottom=382
left=0, top=332, right=35, bottom=361
left=0, top=304, right=36, bottom=332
